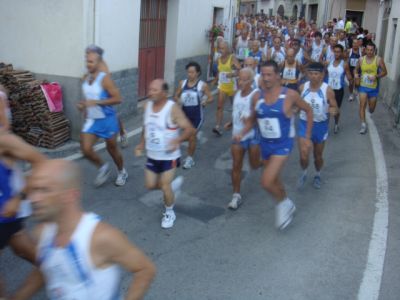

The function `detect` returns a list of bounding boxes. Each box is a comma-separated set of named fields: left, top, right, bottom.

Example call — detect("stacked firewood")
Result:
left=0, top=63, right=70, bottom=149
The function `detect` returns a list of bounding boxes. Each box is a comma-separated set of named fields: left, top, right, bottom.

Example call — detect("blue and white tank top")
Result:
left=271, top=47, right=286, bottom=64
left=300, top=81, right=329, bottom=122
left=180, top=79, right=204, bottom=120
left=311, top=41, right=324, bottom=62
left=37, top=213, right=122, bottom=300
left=348, top=48, right=362, bottom=68
left=256, top=88, right=295, bottom=143
left=82, top=72, right=115, bottom=119
left=327, top=60, right=345, bottom=90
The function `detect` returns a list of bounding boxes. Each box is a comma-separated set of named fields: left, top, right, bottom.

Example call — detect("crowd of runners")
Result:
left=0, top=12, right=387, bottom=300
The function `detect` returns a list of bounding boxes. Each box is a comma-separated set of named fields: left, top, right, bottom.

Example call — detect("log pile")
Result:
left=0, top=63, right=70, bottom=148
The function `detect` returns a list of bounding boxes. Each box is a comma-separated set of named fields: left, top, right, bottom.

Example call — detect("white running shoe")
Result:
left=275, top=199, right=296, bottom=230
left=359, top=123, right=367, bottom=134
left=115, top=169, right=128, bottom=186
left=228, top=193, right=242, bottom=210
left=120, top=134, right=128, bottom=148
left=297, top=173, right=307, bottom=190
left=171, top=176, right=184, bottom=200
left=94, top=163, right=110, bottom=187
left=183, top=157, right=195, bottom=169
left=348, top=94, right=354, bottom=102
left=334, top=124, right=339, bottom=134
left=161, top=210, right=176, bottom=229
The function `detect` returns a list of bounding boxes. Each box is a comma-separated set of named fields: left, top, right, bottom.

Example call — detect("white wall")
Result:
left=258, top=0, right=274, bottom=15
left=363, top=0, right=378, bottom=35
left=0, top=0, right=84, bottom=77
left=165, top=0, right=180, bottom=85
left=175, top=0, right=235, bottom=59
left=383, top=0, right=400, bottom=80
left=94, top=0, right=141, bottom=72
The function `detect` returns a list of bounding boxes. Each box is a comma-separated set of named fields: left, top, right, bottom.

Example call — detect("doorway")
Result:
left=346, top=10, right=364, bottom=28
left=138, top=0, right=168, bottom=98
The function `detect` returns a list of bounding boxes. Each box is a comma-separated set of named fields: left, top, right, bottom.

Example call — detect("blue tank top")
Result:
left=0, top=161, right=16, bottom=223
left=180, top=79, right=204, bottom=120
left=256, top=87, right=295, bottom=143
left=348, top=49, right=361, bottom=69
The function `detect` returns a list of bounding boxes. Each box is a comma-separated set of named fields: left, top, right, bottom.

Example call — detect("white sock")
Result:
left=119, top=168, right=126, bottom=174
left=165, top=205, right=174, bottom=213
left=99, top=163, right=109, bottom=171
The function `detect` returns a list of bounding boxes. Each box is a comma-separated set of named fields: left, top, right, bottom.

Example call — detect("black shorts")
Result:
left=334, top=88, right=345, bottom=108
left=146, top=158, right=181, bottom=174
left=0, top=218, right=24, bottom=249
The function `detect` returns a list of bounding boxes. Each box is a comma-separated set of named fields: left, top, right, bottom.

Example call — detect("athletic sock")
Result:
left=315, top=171, right=321, bottom=177
left=165, top=205, right=174, bottom=213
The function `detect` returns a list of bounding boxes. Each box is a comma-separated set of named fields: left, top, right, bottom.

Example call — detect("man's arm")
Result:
left=0, top=133, right=46, bottom=165
left=377, top=57, right=387, bottom=79
left=134, top=102, right=147, bottom=156
left=326, top=87, right=339, bottom=116
left=0, top=96, right=10, bottom=131
left=93, top=223, right=156, bottom=300
left=344, top=62, right=354, bottom=84
left=171, top=104, right=196, bottom=144
left=291, top=91, right=313, bottom=140
left=174, top=80, right=183, bottom=103
left=201, top=83, right=214, bottom=106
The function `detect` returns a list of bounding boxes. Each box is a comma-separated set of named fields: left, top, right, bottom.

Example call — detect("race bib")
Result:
left=311, top=53, right=320, bottom=61
left=258, top=118, right=281, bottom=139
left=328, top=76, right=341, bottom=90
left=350, top=58, right=358, bottom=67
left=283, top=68, right=296, bottom=80
left=146, top=123, right=164, bottom=151
left=362, top=74, right=374, bottom=86
left=309, top=98, right=324, bottom=116
left=181, top=90, right=198, bottom=107
left=219, top=72, right=231, bottom=84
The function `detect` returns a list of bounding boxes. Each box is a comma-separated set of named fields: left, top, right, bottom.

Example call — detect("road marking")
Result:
left=64, top=127, right=143, bottom=161
left=357, top=112, right=389, bottom=300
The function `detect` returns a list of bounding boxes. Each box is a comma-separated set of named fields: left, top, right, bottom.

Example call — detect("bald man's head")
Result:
left=244, top=57, right=257, bottom=70
left=148, top=79, right=168, bottom=102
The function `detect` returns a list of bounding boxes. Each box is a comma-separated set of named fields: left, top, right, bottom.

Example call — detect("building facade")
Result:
left=0, top=0, right=236, bottom=140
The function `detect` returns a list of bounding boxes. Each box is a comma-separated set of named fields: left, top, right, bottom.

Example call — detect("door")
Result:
left=138, top=0, right=168, bottom=98
left=346, top=10, right=364, bottom=28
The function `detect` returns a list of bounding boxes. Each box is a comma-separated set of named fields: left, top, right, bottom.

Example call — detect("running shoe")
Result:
left=94, top=163, right=110, bottom=187
left=228, top=193, right=242, bottom=210
left=115, top=169, right=128, bottom=186
left=348, top=94, right=354, bottom=102
left=212, top=126, right=223, bottom=136
left=120, top=133, right=128, bottom=148
left=275, top=198, right=296, bottom=230
left=183, top=157, right=195, bottom=169
left=359, top=123, right=367, bottom=134
left=313, top=175, right=321, bottom=189
left=334, top=124, right=339, bottom=134
left=171, top=176, right=184, bottom=200
left=161, top=210, right=176, bottom=229
left=297, top=173, right=307, bottom=190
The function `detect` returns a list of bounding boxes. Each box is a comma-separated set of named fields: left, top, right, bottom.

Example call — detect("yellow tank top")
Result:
left=218, top=55, right=234, bottom=88
left=360, top=56, right=378, bottom=89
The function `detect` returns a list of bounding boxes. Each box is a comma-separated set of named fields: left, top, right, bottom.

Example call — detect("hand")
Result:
left=201, top=100, right=207, bottom=107
left=224, top=122, right=232, bottom=130
left=329, top=106, right=339, bottom=116
left=76, top=101, right=85, bottom=111
left=232, top=134, right=243, bottom=143
left=1, top=196, right=20, bottom=218
left=303, top=138, right=312, bottom=152
left=368, top=75, right=376, bottom=82
left=134, top=143, right=144, bottom=157
left=84, top=100, right=98, bottom=107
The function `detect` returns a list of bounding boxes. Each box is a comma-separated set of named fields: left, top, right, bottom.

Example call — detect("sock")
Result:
left=99, top=163, right=109, bottom=171
left=315, top=171, right=321, bottom=177
left=119, top=168, right=126, bottom=174
left=186, top=156, right=193, bottom=161
left=165, top=205, right=174, bottom=212
left=302, top=169, right=308, bottom=176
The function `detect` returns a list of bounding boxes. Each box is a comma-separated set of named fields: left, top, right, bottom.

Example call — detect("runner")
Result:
left=235, top=60, right=313, bottom=229
left=267, top=36, right=286, bottom=65
left=281, top=48, right=301, bottom=91
left=309, top=31, right=324, bottom=62
left=347, top=37, right=362, bottom=101
left=78, top=46, right=128, bottom=187
left=322, top=36, right=337, bottom=64
left=326, top=44, right=353, bottom=133
left=225, top=68, right=261, bottom=210
left=243, top=57, right=261, bottom=89
left=135, top=79, right=195, bottom=228
left=85, top=45, right=128, bottom=148
left=354, top=42, right=387, bottom=134
left=174, top=62, right=213, bottom=169
left=0, top=132, right=46, bottom=298
left=11, top=159, right=156, bottom=300
left=234, top=29, right=250, bottom=63
left=297, top=62, right=339, bottom=189
left=248, top=40, right=266, bottom=73
left=212, top=41, right=241, bottom=136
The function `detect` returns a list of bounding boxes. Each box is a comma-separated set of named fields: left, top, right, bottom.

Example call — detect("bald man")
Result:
left=12, top=159, right=156, bottom=300
left=0, top=132, right=46, bottom=298
left=135, top=79, right=195, bottom=228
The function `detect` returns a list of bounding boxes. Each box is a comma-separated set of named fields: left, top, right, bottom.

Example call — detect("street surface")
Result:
left=2, top=91, right=400, bottom=300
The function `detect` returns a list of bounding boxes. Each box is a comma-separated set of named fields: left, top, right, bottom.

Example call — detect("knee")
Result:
left=261, top=177, right=274, bottom=191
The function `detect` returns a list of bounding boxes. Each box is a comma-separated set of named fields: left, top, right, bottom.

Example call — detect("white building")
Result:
left=0, top=0, right=236, bottom=139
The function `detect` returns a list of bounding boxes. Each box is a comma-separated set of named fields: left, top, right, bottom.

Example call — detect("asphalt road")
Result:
left=2, top=90, right=400, bottom=300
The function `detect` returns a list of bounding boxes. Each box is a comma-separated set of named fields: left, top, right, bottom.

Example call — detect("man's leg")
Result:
left=9, top=230, right=36, bottom=263
left=105, top=135, right=124, bottom=171
left=80, top=133, right=102, bottom=167
left=297, top=137, right=310, bottom=188
left=159, top=168, right=178, bottom=228
left=248, top=144, right=262, bottom=170
left=214, top=90, right=226, bottom=135
left=261, top=155, right=289, bottom=202
left=231, top=144, right=245, bottom=194
left=313, top=142, right=325, bottom=189
left=144, top=168, right=160, bottom=190
left=368, top=96, right=378, bottom=114
left=359, top=93, right=368, bottom=134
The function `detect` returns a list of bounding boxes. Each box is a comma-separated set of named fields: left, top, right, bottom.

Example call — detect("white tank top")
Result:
left=325, top=46, right=335, bottom=63
left=282, top=62, right=297, bottom=81
left=37, top=213, right=122, bottom=300
left=271, top=47, right=286, bottom=64
left=300, top=82, right=329, bottom=122
left=144, top=100, right=181, bottom=160
left=311, top=41, right=323, bottom=61
left=327, top=60, right=345, bottom=90
left=236, top=37, right=249, bottom=60
left=232, top=89, right=257, bottom=140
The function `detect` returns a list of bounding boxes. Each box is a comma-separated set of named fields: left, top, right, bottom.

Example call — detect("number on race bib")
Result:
left=258, top=118, right=282, bottom=139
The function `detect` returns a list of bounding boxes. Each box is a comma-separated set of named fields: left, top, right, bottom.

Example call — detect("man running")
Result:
left=135, top=79, right=195, bottom=228
left=309, top=31, right=324, bottom=62
left=234, top=29, right=250, bottom=64
left=267, top=36, right=286, bottom=65
left=0, top=132, right=46, bottom=298
left=354, top=42, right=387, bottom=134
left=11, top=159, right=156, bottom=300
left=298, top=62, right=339, bottom=189
left=326, top=44, right=353, bottom=133
left=347, top=37, right=362, bottom=101
left=78, top=46, right=128, bottom=187
left=174, top=62, right=213, bottom=169
left=243, top=57, right=261, bottom=90
left=281, top=48, right=301, bottom=91
left=235, top=60, right=313, bottom=229
left=212, top=41, right=241, bottom=136
left=225, top=68, right=261, bottom=210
